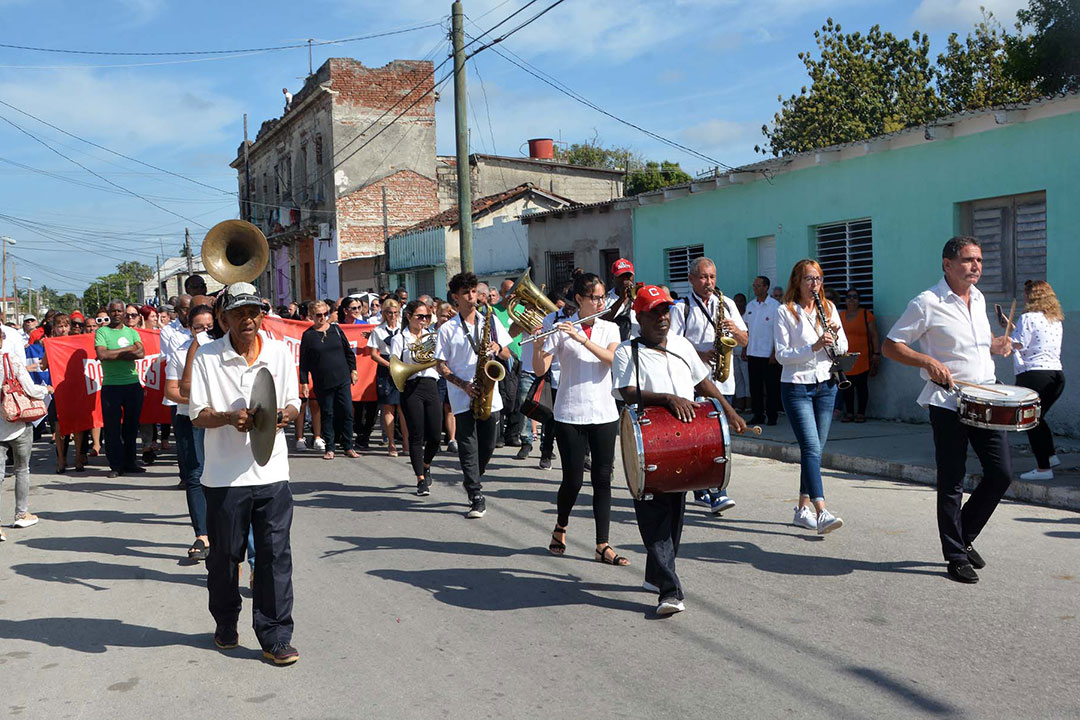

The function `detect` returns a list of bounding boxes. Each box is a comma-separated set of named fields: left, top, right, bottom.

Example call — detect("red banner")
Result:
left=44, top=329, right=171, bottom=435
left=258, top=317, right=378, bottom=402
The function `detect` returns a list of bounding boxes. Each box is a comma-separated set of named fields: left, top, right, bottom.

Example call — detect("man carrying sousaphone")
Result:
left=612, top=285, right=746, bottom=616
left=189, top=282, right=302, bottom=663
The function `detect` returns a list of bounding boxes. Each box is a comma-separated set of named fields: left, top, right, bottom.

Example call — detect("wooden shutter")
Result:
left=1014, top=200, right=1047, bottom=298
left=972, top=207, right=1007, bottom=296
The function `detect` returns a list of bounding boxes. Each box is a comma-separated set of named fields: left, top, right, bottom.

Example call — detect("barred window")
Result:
left=964, top=191, right=1046, bottom=301
left=665, top=245, right=705, bottom=299
left=546, top=251, right=576, bottom=293
left=816, top=218, right=873, bottom=309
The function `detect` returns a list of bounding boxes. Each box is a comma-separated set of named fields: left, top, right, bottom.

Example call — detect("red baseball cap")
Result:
left=610, top=258, right=634, bottom=277
left=633, top=285, right=674, bottom=314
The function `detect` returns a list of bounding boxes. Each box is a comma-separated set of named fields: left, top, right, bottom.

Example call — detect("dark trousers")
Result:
left=634, top=492, right=686, bottom=601
left=204, top=481, right=294, bottom=649
left=929, top=406, right=1012, bottom=562
left=500, top=358, right=522, bottom=442
left=316, top=383, right=354, bottom=452
left=553, top=420, right=619, bottom=543
left=172, top=410, right=206, bottom=537
left=842, top=371, right=870, bottom=416
left=1015, top=370, right=1065, bottom=468
left=353, top=401, right=378, bottom=446
left=402, top=378, right=441, bottom=477
left=454, top=410, right=498, bottom=499
left=747, top=356, right=781, bottom=422
left=101, top=382, right=143, bottom=473
left=539, top=388, right=558, bottom=459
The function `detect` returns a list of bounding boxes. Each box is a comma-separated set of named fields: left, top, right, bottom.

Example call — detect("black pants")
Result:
left=101, top=382, right=143, bottom=473
left=402, top=378, right=441, bottom=477
left=454, top=410, right=498, bottom=499
left=500, top=358, right=521, bottom=442
left=353, top=401, right=378, bottom=446
left=747, top=356, right=781, bottom=422
left=1015, top=369, right=1065, bottom=468
left=204, top=481, right=294, bottom=649
left=634, top=492, right=686, bottom=601
left=553, top=420, right=619, bottom=544
left=539, top=388, right=557, bottom=459
left=929, top=406, right=1012, bottom=563
left=842, top=371, right=870, bottom=416
left=316, top=383, right=354, bottom=452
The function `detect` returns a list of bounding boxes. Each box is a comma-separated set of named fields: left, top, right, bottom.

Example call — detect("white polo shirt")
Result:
left=1, top=325, right=27, bottom=367
left=435, top=310, right=512, bottom=416
left=743, top=296, right=780, bottom=358
left=159, top=322, right=191, bottom=407
left=522, top=307, right=570, bottom=380
left=389, top=329, right=440, bottom=381
left=189, top=334, right=301, bottom=487
left=611, top=332, right=709, bottom=402
left=669, top=291, right=748, bottom=396
left=542, top=315, right=620, bottom=424
left=774, top=301, right=849, bottom=384
left=887, top=277, right=997, bottom=410
left=369, top=322, right=402, bottom=359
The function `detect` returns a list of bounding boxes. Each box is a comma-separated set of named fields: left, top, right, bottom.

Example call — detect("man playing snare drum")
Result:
left=883, top=236, right=1014, bottom=585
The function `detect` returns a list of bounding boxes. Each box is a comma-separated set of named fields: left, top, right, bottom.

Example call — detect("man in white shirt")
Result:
left=670, top=257, right=748, bottom=515
left=435, top=272, right=512, bottom=519
left=189, top=282, right=302, bottom=664
left=743, top=275, right=782, bottom=425
left=884, top=236, right=1014, bottom=585
left=612, top=285, right=746, bottom=616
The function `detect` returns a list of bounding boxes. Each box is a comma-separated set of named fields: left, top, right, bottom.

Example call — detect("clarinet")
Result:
left=811, top=290, right=852, bottom=390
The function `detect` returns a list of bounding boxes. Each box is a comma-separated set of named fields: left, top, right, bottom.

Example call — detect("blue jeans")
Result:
left=516, top=371, right=537, bottom=444
left=172, top=411, right=206, bottom=537
left=780, top=380, right=837, bottom=502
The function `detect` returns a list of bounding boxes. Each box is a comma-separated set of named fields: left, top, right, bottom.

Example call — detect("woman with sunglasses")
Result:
left=367, top=298, right=408, bottom=457
left=775, top=260, right=847, bottom=535
left=391, top=301, right=442, bottom=494
left=300, top=301, right=359, bottom=460
left=338, top=297, right=379, bottom=449
left=838, top=288, right=880, bottom=422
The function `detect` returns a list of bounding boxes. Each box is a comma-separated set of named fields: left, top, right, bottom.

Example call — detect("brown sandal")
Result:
left=595, top=544, right=629, bottom=566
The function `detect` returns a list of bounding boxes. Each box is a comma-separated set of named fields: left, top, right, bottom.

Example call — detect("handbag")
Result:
left=520, top=373, right=553, bottom=423
left=1, top=354, right=47, bottom=423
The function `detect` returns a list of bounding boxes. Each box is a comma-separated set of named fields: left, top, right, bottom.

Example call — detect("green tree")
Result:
left=553, top=135, right=639, bottom=170
left=1006, top=0, right=1080, bottom=94
left=81, top=261, right=155, bottom=310
left=624, top=161, right=693, bottom=196
left=938, top=10, right=1040, bottom=112
left=758, top=19, right=943, bottom=156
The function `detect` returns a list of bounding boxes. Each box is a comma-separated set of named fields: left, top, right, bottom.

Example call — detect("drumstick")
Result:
left=1004, top=299, right=1017, bottom=336
left=953, top=380, right=1009, bottom=396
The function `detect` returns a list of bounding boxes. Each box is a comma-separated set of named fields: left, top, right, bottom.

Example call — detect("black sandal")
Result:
left=188, top=538, right=209, bottom=561
left=595, top=544, right=629, bottom=566
left=548, top=526, right=567, bottom=555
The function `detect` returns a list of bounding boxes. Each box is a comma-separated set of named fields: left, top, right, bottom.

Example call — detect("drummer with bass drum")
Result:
left=612, top=285, right=746, bottom=616
left=883, top=236, right=1014, bottom=585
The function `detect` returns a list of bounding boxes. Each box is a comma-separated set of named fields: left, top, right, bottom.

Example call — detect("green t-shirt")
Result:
left=491, top=304, right=522, bottom=360
left=94, top=325, right=141, bottom=386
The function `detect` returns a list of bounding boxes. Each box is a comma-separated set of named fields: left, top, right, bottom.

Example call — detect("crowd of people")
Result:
left=0, top=235, right=1067, bottom=659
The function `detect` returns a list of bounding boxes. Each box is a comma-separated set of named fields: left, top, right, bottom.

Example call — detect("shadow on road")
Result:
left=11, top=560, right=205, bottom=591
left=0, top=617, right=205, bottom=654
left=680, top=540, right=941, bottom=577
left=18, top=536, right=186, bottom=561
left=1014, top=515, right=1080, bottom=539
left=40, top=509, right=187, bottom=526
left=324, top=534, right=584, bottom=562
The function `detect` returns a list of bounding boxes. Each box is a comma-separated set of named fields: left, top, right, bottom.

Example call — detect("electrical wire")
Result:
left=465, top=0, right=568, bottom=59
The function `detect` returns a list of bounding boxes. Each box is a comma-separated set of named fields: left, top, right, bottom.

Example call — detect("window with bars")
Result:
left=416, top=269, right=436, bottom=299
left=963, top=191, right=1046, bottom=301
left=816, top=219, right=873, bottom=309
left=665, top=245, right=705, bottom=299
left=546, top=251, right=576, bottom=293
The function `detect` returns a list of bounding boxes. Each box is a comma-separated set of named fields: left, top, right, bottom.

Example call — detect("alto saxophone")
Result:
left=711, top=289, right=738, bottom=382
left=471, top=304, right=506, bottom=421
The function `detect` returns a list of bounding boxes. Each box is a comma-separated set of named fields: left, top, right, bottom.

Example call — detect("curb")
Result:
left=732, top=437, right=1080, bottom=513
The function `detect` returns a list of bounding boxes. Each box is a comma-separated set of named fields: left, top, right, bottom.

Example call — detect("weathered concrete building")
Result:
left=230, top=57, right=437, bottom=303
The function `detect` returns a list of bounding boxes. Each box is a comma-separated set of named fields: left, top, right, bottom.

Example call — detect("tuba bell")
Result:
left=505, top=267, right=558, bottom=333
left=201, top=219, right=270, bottom=285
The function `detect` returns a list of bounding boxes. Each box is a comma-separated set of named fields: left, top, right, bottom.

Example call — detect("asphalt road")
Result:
left=1, top=439, right=1078, bottom=719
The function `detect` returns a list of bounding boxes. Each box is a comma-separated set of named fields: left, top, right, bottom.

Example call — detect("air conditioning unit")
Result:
left=317, top=223, right=331, bottom=240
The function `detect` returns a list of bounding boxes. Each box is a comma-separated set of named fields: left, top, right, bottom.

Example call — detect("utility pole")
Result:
left=243, top=114, right=252, bottom=224
left=382, top=185, right=390, bottom=291
left=156, top=255, right=162, bottom=304
left=0, top=235, right=13, bottom=322
left=307, top=39, right=314, bottom=76
left=452, top=1, right=473, bottom=273
left=185, top=228, right=193, bottom=274
left=12, top=262, right=17, bottom=323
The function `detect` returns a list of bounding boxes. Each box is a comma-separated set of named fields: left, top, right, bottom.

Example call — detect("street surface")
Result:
left=1, top=441, right=1078, bottom=719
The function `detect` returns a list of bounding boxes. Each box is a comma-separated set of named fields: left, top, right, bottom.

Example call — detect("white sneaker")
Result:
left=313, top=437, right=326, bottom=452
left=12, top=513, right=39, bottom=528
left=0, top=528, right=6, bottom=542
left=1020, top=468, right=1054, bottom=481
left=793, top=506, right=817, bottom=530
left=657, top=598, right=685, bottom=616
left=1049, top=455, right=1061, bottom=468
left=710, top=494, right=736, bottom=514
left=642, top=580, right=660, bottom=594
left=295, top=438, right=308, bottom=451
left=817, top=509, right=844, bottom=535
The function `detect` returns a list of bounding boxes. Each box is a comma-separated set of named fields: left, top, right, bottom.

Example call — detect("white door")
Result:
left=756, top=235, right=777, bottom=290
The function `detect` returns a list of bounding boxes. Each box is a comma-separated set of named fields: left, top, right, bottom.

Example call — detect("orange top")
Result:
left=839, top=308, right=875, bottom=375
left=246, top=335, right=262, bottom=367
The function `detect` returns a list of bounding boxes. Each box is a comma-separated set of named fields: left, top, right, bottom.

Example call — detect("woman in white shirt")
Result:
left=532, top=272, right=628, bottom=566
left=0, top=352, right=50, bottom=539
left=367, top=298, right=408, bottom=457
left=1011, top=280, right=1065, bottom=480
left=391, top=301, right=442, bottom=495
left=774, top=260, right=849, bottom=535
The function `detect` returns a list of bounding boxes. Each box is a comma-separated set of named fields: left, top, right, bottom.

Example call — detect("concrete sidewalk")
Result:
left=731, top=415, right=1080, bottom=511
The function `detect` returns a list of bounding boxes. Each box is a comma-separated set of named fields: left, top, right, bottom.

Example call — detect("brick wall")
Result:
left=328, top=58, right=435, bottom=117
left=336, top=169, right=439, bottom=260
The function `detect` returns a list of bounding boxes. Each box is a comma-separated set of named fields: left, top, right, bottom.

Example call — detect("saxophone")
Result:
left=471, top=304, right=506, bottom=421
left=711, top=289, right=738, bottom=382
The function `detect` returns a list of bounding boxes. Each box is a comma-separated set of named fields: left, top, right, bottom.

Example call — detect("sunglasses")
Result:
left=313, top=313, right=327, bottom=318
left=125, top=313, right=140, bottom=318
left=413, top=313, right=431, bottom=319
left=95, top=317, right=108, bottom=324
left=348, top=305, right=361, bottom=311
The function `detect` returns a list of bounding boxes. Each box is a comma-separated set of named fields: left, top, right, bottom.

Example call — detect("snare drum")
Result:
left=619, top=399, right=731, bottom=500
left=957, top=384, right=1040, bottom=431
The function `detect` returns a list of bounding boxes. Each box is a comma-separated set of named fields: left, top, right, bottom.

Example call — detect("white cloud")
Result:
left=912, top=0, right=1028, bottom=28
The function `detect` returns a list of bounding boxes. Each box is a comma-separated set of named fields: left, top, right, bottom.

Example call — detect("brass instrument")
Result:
left=505, top=268, right=558, bottom=333
left=201, top=219, right=270, bottom=285
left=711, top=289, right=737, bottom=383
left=519, top=308, right=609, bottom=345
left=389, top=331, right=439, bottom=392
left=811, top=289, right=857, bottom=390
left=471, top=305, right=505, bottom=421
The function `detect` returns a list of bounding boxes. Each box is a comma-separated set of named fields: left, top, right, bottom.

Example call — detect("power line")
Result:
left=465, top=0, right=568, bottom=59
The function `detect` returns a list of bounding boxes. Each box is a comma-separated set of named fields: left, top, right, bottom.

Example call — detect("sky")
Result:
left=0, top=0, right=1031, bottom=297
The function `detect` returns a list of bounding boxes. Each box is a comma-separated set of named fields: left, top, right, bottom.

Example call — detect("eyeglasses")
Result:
left=313, top=313, right=327, bottom=318
left=582, top=294, right=606, bottom=303
left=348, top=305, right=361, bottom=311
left=803, top=276, right=823, bottom=285
left=413, top=313, right=431, bottom=320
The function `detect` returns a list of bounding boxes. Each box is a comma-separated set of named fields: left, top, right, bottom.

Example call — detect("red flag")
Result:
left=259, top=317, right=378, bottom=402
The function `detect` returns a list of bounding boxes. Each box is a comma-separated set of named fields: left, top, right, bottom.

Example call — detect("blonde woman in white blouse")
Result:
left=774, top=259, right=848, bottom=535
left=1011, top=280, right=1065, bottom=480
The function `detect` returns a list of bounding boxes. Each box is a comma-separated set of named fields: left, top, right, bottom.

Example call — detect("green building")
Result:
left=630, top=92, right=1080, bottom=431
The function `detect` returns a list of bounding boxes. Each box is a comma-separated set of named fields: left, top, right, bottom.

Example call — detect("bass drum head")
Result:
left=619, top=406, right=644, bottom=499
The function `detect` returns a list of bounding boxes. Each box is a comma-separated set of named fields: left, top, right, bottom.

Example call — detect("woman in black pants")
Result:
left=1011, top=280, right=1065, bottom=480
left=299, top=300, right=359, bottom=460
left=531, top=273, right=628, bottom=566
left=391, top=301, right=441, bottom=496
